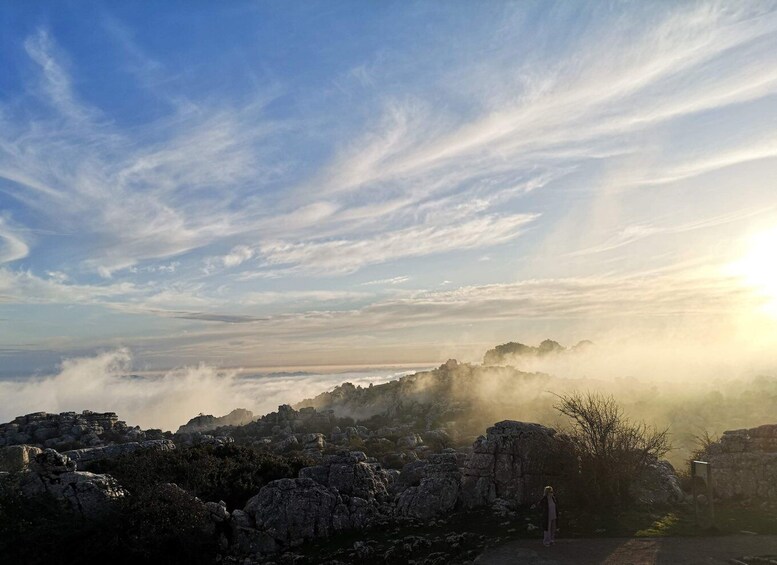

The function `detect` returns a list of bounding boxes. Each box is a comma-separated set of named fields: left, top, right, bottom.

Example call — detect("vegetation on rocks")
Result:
left=86, top=443, right=312, bottom=510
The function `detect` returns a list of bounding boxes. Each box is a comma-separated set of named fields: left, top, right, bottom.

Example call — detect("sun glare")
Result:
left=731, top=228, right=777, bottom=316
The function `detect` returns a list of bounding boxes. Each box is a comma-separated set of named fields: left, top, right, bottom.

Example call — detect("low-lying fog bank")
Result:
left=2, top=337, right=776, bottom=467
left=0, top=349, right=424, bottom=431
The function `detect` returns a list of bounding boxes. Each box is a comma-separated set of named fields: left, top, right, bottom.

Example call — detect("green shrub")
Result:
left=86, top=443, right=311, bottom=509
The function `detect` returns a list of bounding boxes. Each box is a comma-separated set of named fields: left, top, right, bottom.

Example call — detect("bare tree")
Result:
left=554, top=392, right=670, bottom=507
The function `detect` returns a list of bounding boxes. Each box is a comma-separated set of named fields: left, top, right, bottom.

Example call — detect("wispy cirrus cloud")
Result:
left=257, top=213, right=540, bottom=275
left=2, top=2, right=777, bottom=371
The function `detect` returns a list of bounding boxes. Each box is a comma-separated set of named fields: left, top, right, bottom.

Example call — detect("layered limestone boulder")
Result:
left=395, top=452, right=462, bottom=519
left=705, top=424, right=777, bottom=499
left=63, top=439, right=176, bottom=464
left=245, top=478, right=337, bottom=550
left=460, top=420, right=572, bottom=508
left=16, top=449, right=127, bottom=517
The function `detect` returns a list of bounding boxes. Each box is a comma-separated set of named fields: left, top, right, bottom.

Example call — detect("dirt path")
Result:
left=474, top=535, right=777, bottom=564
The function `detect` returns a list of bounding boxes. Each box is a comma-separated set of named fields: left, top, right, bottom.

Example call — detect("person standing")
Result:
left=535, top=485, right=559, bottom=547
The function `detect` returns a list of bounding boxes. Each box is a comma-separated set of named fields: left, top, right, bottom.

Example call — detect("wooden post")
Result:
left=692, top=460, right=698, bottom=524
left=707, top=463, right=714, bottom=525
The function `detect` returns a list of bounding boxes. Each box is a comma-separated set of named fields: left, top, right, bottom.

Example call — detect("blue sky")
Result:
left=2, top=1, right=777, bottom=374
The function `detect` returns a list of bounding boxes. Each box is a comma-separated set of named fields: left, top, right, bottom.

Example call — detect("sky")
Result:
left=2, top=1, right=777, bottom=377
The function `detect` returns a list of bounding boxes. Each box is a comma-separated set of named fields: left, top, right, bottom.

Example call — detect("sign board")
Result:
left=691, top=460, right=714, bottom=526
left=693, top=460, right=710, bottom=481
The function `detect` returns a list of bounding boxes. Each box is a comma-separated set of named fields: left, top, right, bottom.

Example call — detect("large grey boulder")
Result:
left=395, top=453, right=461, bottom=519
left=244, top=478, right=338, bottom=547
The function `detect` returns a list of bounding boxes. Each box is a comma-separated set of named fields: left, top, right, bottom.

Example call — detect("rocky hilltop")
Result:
left=0, top=410, right=168, bottom=451
left=178, top=408, right=255, bottom=434
left=293, top=359, right=556, bottom=443
left=483, top=338, right=593, bottom=366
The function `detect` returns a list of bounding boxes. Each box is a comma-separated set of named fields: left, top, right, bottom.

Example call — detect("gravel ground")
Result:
left=474, top=535, right=777, bottom=565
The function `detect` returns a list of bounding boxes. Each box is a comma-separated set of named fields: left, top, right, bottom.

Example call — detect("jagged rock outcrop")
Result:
left=704, top=424, right=777, bottom=499
left=177, top=408, right=254, bottom=434
left=0, top=410, right=164, bottom=450
left=299, top=450, right=393, bottom=502
left=245, top=478, right=337, bottom=550
left=14, top=449, right=127, bottom=517
left=194, top=405, right=337, bottom=454
left=230, top=450, right=394, bottom=556
left=63, top=439, right=176, bottom=464
left=460, top=420, right=572, bottom=508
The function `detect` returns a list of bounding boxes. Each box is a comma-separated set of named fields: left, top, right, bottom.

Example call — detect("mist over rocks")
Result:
left=293, top=359, right=556, bottom=444
left=483, top=338, right=593, bottom=366
left=177, top=408, right=255, bottom=434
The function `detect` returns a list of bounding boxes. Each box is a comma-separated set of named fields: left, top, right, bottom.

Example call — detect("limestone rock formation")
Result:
left=704, top=424, right=777, bottom=499
left=17, top=449, right=127, bottom=517
left=231, top=450, right=395, bottom=556
left=244, top=477, right=338, bottom=550
left=460, top=420, right=571, bottom=507
left=483, top=339, right=564, bottom=365
left=63, top=439, right=176, bottom=464
left=299, top=450, right=392, bottom=502
left=0, top=410, right=164, bottom=450
left=395, top=452, right=461, bottom=519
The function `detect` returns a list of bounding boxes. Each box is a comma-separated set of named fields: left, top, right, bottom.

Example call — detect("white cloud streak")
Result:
left=0, top=219, right=29, bottom=265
